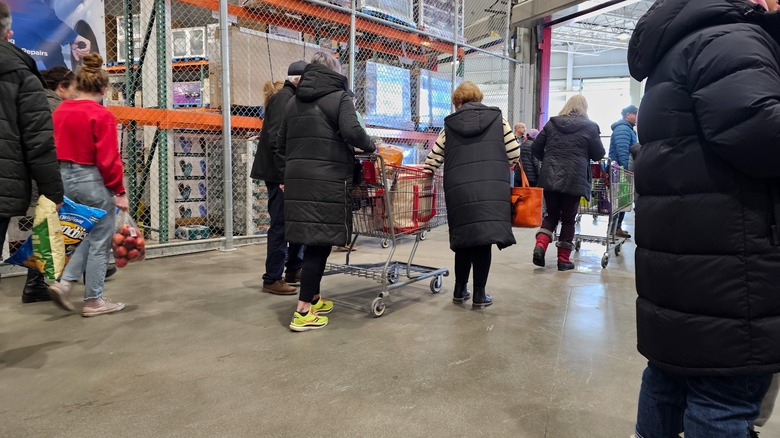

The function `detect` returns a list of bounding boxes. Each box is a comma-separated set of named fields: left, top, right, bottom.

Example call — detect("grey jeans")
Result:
left=60, top=162, right=117, bottom=300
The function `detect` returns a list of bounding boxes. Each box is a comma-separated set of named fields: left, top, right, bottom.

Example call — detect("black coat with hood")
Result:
left=250, top=80, right=296, bottom=183
left=628, top=0, right=780, bottom=376
left=532, top=115, right=604, bottom=200
left=279, top=63, right=374, bottom=246
left=443, top=102, right=516, bottom=250
left=0, top=40, right=63, bottom=218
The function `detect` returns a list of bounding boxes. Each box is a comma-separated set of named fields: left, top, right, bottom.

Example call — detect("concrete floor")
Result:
left=1, top=220, right=778, bottom=437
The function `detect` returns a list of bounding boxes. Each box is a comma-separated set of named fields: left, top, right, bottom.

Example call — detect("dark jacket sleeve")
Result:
left=277, top=99, right=292, bottom=176
left=588, top=125, right=606, bottom=162
left=266, top=92, right=288, bottom=178
left=337, top=94, right=375, bottom=153
left=532, top=127, right=548, bottom=161
left=17, top=70, right=63, bottom=204
left=690, top=29, right=780, bottom=178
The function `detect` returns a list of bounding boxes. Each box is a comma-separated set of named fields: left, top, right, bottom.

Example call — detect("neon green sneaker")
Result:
left=289, top=311, right=328, bottom=332
left=311, top=297, right=334, bottom=315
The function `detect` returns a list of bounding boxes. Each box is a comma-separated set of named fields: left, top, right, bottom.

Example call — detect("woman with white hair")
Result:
left=516, top=128, right=541, bottom=187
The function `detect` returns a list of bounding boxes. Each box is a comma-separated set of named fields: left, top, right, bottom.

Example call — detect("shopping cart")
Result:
left=574, top=160, right=635, bottom=268
left=323, top=154, right=450, bottom=317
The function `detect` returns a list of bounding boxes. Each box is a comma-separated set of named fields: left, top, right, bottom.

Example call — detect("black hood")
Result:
left=296, top=63, right=349, bottom=103
left=444, top=102, right=501, bottom=137
left=0, top=40, right=43, bottom=82
left=548, top=115, right=595, bottom=134
left=628, top=0, right=763, bottom=81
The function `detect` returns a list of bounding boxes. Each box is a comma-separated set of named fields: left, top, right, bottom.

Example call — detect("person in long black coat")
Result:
left=424, top=81, right=520, bottom=309
left=250, top=61, right=308, bottom=296
left=278, top=51, right=374, bottom=332
left=531, top=95, right=605, bottom=271
left=627, top=0, right=780, bottom=434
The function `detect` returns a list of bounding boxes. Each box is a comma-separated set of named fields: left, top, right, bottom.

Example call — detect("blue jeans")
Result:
left=60, top=162, right=116, bottom=300
left=635, top=363, right=772, bottom=438
left=263, top=182, right=304, bottom=283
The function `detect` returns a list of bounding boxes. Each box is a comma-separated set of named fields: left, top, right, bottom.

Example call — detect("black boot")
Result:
left=472, top=287, right=493, bottom=309
left=21, top=270, right=52, bottom=303
left=452, top=282, right=471, bottom=304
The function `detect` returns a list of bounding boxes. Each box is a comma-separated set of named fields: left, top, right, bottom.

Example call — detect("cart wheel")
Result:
left=387, top=266, right=399, bottom=284
left=615, top=243, right=622, bottom=256
left=430, top=275, right=443, bottom=294
left=575, top=241, right=581, bottom=252
left=370, top=297, right=386, bottom=318
left=420, top=231, right=428, bottom=241
left=601, top=253, right=609, bottom=268
left=381, top=239, right=390, bottom=249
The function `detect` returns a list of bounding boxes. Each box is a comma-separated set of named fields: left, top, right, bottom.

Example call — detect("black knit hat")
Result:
left=287, top=60, right=308, bottom=76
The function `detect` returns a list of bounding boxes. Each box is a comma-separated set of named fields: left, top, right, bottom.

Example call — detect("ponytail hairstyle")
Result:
left=42, top=66, right=75, bottom=91
left=75, top=53, right=109, bottom=94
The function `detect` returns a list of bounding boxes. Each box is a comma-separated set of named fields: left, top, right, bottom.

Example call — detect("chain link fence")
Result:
left=96, top=0, right=520, bottom=252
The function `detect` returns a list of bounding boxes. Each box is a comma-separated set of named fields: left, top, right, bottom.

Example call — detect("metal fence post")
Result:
left=156, top=0, right=169, bottom=243
left=451, top=0, right=459, bottom=109
left=349, top=0, right=356, bottom=91
left=219, top=0, right=234, bottom=250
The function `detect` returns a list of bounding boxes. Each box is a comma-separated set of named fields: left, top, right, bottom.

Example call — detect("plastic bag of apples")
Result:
left=112, top=211, right=146, bottom=268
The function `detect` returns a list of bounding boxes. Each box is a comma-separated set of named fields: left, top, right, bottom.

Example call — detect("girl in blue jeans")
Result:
left=48, top=53, right=129, bottom=317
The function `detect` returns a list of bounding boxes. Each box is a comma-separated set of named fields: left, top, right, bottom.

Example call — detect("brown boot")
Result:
left=262, top=279, right=297, bottom=295
left=284, top=269, right=302, bottom=286
left=615, top=228, right=632, bottom=238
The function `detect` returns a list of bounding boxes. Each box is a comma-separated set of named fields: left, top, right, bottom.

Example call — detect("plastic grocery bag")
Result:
left=5, top=196, right=107, bottom=280
left=112, top=211, right=146, bottom=268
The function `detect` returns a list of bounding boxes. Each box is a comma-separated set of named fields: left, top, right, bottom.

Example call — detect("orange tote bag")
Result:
left=511, top=166, right=544, bottom=228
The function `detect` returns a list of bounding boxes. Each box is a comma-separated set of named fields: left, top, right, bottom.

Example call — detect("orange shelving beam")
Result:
left=176, top=0, right=462, bottom=61
left=107, top=60, right=209, bottom=73
left=108, top=106, right=263, bottom=131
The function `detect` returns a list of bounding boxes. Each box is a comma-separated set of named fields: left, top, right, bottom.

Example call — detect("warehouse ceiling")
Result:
left=551, top=0, right=654, bottom=55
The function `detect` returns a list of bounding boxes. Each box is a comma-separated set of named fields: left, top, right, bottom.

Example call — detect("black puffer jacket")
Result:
left=517, top=138, right=540, bottom=187
left=280, top=63, right=374, bottom=246
left=251, top=81, right=296, bottom=183
left=0, top=40, right=63, bottom=217
left=444, top=102, right=516, bottom=250
left=532, top=115, right=604, bottom=200
left=629, top=0, right=780, bottom=376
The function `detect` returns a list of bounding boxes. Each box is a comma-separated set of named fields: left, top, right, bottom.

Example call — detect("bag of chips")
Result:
left=5, top=196, right=107, bottom=280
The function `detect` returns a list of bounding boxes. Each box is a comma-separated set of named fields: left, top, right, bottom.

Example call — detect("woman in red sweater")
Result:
left=48, top=53, right=129, bottom=317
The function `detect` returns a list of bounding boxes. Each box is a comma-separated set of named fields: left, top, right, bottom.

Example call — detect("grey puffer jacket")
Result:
left=532, top=115, right=605, bottom=200
left=0, top=40, right=63, bottom=217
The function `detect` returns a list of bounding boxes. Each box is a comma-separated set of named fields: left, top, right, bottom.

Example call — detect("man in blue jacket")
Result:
left=609, top=104, right=638, bottom=238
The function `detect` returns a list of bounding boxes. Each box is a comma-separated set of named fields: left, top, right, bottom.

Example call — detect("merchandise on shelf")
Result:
left=175, top=225, right=211, bottom=240
left=411, top=68, right=458, bottom=129
left=414, top=0, right=464, bottom=41
left=361, top=0, right=415, bottom=27
left=355, top=61, right=413, bottom=131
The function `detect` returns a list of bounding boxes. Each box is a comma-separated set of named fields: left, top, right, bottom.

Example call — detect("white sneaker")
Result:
left=48, top=281, right=75, bottom=311
left=82, top=297, right=126, bottom=317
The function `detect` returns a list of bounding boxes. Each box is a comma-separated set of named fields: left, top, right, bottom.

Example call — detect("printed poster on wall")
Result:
left=6, top=0, right=106, bottom=72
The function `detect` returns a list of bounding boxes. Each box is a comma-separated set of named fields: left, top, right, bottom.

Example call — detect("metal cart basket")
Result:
left=324, top=154, right=450, bottom=317
left=574, top=160, right=635, bottom=268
